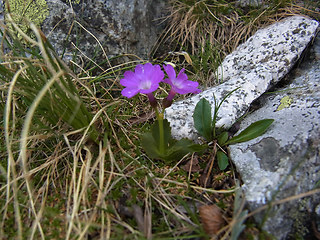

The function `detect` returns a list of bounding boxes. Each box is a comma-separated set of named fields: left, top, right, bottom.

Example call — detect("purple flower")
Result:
left=163, top=64, right=201, bottom=95
left=162, top=65, right=201, bottom=108
left=120, top=63, right=164, bottom=98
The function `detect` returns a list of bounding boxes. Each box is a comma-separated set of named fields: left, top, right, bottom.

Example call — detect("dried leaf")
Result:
left=199, top=172, right=210, bottom=188
left=181, top=51, right=193, bottom=65
left=276, top=95, right=293, bottom=111
left=132, top=204, right=144, bottom=233
left=181, top=156, right=201, bottom=172
left=228, top=121, right=241, bottom=137
left=199, top=204, right=224, bottom=236
left=199, top=145, right=217, bottom=188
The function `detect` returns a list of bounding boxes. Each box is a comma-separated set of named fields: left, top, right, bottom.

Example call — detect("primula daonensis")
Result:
left=120, top=63, right=164, bottom=105
left=120, top=63, right=201, bottom=109
left=163, top=64, right=201, bottom=107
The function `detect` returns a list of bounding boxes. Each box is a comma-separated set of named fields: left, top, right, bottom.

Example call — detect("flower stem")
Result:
left=162, top=89, right=176, bottom=109
left=147, top=93, right=157, bottom=109
left=157, top=111, right=165, bottom=155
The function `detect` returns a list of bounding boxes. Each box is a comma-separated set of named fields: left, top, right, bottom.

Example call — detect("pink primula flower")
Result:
left=163, top=64, right=201, bottom=95
left=120, top=63, right=164, bottom=98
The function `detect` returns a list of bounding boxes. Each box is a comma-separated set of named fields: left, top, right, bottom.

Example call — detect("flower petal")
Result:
left=163, top=78, right=171, bottom=85
left=119, top=63, right=165, bottom=98
left=175, top=80, right=199, bottom=94
left=163, top=64, right=201, bottom=95
left=140, top=82, right=160, bottom=94
left=121, top=87, right=140, bottom=98
left=142, top=63, right=154, bottom=78
left=152, top=65, right=165, bottom=83
left=134, top=64, right=144, bottom=76
left=163, top=64, right=177, bottom=81
left=120, top=71, right=139, bottom=87
left=176, top=69, right=188, bottom=82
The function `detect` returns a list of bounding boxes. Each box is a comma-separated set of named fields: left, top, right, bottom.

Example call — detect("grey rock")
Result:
left=237, top=0, right=265, bottom=7
left=229, top=31, right=320, bottom=239
left=165, top=16, right=319, bottom=141
left=0, top=1, right=5, bottom=57
left=0, top=1, right=3, bottom=21
left=42, top=0, right=168, bottom=62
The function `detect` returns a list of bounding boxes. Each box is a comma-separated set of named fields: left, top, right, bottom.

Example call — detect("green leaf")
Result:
left=141, top=132, right=207, bottom=162
left=141, top=118, right=206, bottom=162
left=163, top=139, right=207, bottom=163
left=193, top=98, right=212, bottom=141
left=217, top=131, right=229, bottom=146
left=164, top=139, right=193, bottom=162
left=187, top=142, right=208, bottom=153
left=217, top=151, right=229, bottom=170
left=151, top=119, right=172, bottom=151
left=225, top=119, right=274, bottom=145
left=141, top=132, right=161, bottom=159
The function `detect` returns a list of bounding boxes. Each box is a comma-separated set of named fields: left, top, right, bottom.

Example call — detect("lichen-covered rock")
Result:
left=229, top=31, right=320, bottom=239
left=165, top=16, right=319, bottom=140
left=41, top=0, right=168, bottom=61
left=7, top=0, right=49, bottom=34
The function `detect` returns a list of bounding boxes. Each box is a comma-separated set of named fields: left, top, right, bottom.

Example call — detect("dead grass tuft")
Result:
left=162, top=0, right=319, bottom=56
left=152, top=0, right=320, bottom=87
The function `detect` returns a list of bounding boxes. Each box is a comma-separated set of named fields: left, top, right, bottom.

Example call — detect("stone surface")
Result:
left=41, top=0, right=168, bottom=61
left=165, top=16, right=319, bottom=141
left=0, top=1, right=3, bottom=21
left=0, top=1, right=5, bottom=58
left=229, top=31, right=320, bottom=239
left=238, top=0, right=265, bottom=7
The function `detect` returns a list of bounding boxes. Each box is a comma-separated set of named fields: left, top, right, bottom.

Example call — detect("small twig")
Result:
left=202, top=141, right=217, bottom=188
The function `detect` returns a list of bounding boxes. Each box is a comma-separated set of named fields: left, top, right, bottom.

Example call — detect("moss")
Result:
left=287, top=199, right=310, bottom=239
left=6, top=0, right=49, bottom=38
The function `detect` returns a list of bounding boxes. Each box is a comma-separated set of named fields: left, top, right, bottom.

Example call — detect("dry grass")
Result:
left=153, top=0, right=320, bottom=86
left=0, top=12, right=234, bottom=239
left=161, top=0, right=319, bottom=55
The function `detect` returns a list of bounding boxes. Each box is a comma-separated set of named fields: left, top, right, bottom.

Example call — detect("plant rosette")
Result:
left=193, top=93, right=274, bottom=170
left=120, top=63, right=205, bottom=163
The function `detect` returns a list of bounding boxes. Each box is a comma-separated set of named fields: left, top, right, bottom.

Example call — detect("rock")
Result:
left=165, top=16, right=319, bottom=141
left=0, top=1, right=3, bottom=21
left=237, top=0, right=265, bottom=7
left=41, top=0, right=168, bottom=62
left=229, top=31, right=320, bottom=239
left=0, top=2, right=6, bottom=57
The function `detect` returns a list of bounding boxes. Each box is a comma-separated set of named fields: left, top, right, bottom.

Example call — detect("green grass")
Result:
left=0, top=1, right=320, bottom=239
